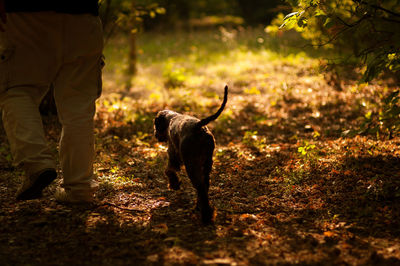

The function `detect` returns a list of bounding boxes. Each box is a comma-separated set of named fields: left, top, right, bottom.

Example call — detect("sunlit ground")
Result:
left=91, top=27, right=400, bottom=264
left=102, top=27, right=322, bottom=106
left=1, top=27, right=399, bottom=265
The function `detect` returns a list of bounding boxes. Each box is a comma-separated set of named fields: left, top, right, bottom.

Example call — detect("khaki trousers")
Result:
left=0, top=12, right=104, bottom=197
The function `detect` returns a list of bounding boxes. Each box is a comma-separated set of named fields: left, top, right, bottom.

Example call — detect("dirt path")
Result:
left=1, top=30, right=400, bottom=265
left=1, top=100, right=400, bottom=266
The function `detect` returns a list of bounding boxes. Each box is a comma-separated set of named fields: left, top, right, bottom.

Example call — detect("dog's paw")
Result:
left=200, top=206, right=215, bottom=225
left=168, top=180, right=181, bottom=190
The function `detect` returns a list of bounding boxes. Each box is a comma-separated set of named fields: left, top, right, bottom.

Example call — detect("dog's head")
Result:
left=154, top=110, right=177, bottom=142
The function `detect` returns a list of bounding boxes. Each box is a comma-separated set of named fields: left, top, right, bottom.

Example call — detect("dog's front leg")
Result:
left=165, top=168, right=181, bottom=190
left=165, top=149, right=182, bottom=190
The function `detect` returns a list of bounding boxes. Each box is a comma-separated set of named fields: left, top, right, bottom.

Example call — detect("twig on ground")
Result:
left=95, top=202, right=146, bottom=213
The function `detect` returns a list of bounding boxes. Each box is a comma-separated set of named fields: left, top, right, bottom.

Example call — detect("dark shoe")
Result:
left=16, top=168, right=57, bottom=200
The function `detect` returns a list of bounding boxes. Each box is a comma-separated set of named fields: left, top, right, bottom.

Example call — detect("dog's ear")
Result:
left=154, top=113, right=169, bottom=142
left=154, top=113, right=167, bottom=130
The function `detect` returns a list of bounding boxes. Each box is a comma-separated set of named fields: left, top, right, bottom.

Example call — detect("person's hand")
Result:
left=0, top=0, right=6, bottom=32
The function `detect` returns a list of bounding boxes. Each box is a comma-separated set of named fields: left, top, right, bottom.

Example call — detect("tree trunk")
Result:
left=128, top=0, right=137, bottom=77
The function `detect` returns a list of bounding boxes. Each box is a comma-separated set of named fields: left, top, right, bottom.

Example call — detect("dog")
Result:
left=154, top=85, right=228, bottom=224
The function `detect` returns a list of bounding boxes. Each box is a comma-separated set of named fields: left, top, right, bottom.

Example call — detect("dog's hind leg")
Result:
left=203, top=151, right=213, bottom=193
left=184, top=160, right=214, bottom=224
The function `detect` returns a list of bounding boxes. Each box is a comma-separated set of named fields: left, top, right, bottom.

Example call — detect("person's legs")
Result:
left=0, top=86, right=57, bottom=200
left=0, top=12, right=63, bottom=200
left=0, top=86, right=55, bottom=175
left=54, top=14, right=103, bottom=203
left=53, top=63, right=100, bottom=202
left=0, top=12, right=103, bottom=202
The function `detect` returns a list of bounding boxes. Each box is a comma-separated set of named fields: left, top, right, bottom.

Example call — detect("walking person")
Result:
left=0, top=0, right=104, bottom=203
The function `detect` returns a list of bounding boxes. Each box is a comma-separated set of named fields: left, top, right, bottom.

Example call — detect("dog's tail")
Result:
left=196, top=85, right=228, bottom=128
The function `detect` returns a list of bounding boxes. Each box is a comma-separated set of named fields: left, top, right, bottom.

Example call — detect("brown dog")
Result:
left=154, top=86, right=228, bottom=224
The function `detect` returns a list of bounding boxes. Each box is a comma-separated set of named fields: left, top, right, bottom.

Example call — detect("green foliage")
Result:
left=272, top=0, right=400, bottom=82
left=272, top=0, right=400, bottom=138
left=348, top=90, right=400, bottom=139
left=285, top=168, right=307, bottom=185
left=297, top=141, right=316, bottom=158
left=297, top=140, right=319, bottom=167
left=242, top=131, right=267, bottom=151
left=243, top=86, right=261, bottom=95
left=163, top=62, right=187, bottom=88
left=99, top=0, right=166, bottom=38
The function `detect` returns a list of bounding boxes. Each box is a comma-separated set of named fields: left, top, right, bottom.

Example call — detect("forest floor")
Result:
left=1, top=28, right=400, bottom=265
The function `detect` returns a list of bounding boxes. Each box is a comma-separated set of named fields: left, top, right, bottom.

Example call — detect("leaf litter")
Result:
left=1, top=29, right=400, bottom=265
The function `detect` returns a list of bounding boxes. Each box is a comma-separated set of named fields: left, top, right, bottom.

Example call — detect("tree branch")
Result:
left=353, top=0, right=400, bottom=18
left=335, top=14, right=368, bottom=27
left=381, top=17, right=400, bottom=24
left=371, top=3, right=400, bottom=18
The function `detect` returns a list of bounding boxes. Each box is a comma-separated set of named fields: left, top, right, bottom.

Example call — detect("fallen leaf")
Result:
left=152, top=223, right=168, bottom=235
left=323, top=231, right=335, bottom=237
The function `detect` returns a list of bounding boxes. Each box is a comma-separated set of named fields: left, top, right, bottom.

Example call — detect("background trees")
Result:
left=99, top=0, right=399, bottom=82
left=40, top=0, right=399, bottom=137
left=269, top=0, right=400, bottom=137
left=272, top=0, right=400, bottom=82
left=99, top=0, right=287, bottom=32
